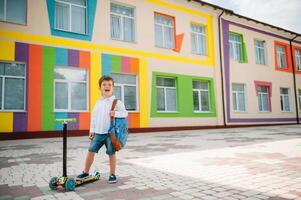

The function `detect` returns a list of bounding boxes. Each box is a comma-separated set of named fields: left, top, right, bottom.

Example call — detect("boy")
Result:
left=76, top=75, right=128, bottom=183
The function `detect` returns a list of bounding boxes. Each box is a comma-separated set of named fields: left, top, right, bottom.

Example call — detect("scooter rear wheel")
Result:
left=65, top=178, right=76, bottom=191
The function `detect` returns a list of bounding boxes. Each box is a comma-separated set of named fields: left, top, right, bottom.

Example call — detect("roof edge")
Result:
left=189, top=0, right=300, bottom=38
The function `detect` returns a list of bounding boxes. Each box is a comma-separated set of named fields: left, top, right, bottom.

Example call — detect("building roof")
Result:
left=189, top=0, right=300, bottom=39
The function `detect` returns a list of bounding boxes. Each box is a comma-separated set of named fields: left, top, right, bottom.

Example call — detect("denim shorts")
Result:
left=88, top=133, right=115, bottom=155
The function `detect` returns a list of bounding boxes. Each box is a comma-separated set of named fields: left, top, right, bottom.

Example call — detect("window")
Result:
left=193, top=81, right=210, bottom=112
left=254, top=40, right=266, bottom=65
left=55, top=0, right=86, bottom=34
left=232, top=83, right=246, bottom=112
left=111, top=73, right=137, bottom=111
left=229, top=33, right=242, bottom=61
left=0, top=0, right=26, bottom=24
left=154, top=13, right=175, bottom=49
left=0, top=62, right=26, bottom=111
left=156, top=77, right=176, bottom=112
left=299, top=89, right=301, bottom=111
left=54, top=67, right=88, bottom=112
left=280, top=88, right=291, bottom=112
left=191, top=24, right=207, bottom=55
left=257, top=86, right=270, bottom=112
left=276, top=45, right=287, bottom=69
left=110, top=3, right=135, bottom=42
left=295, top=49, right=301, bottom=71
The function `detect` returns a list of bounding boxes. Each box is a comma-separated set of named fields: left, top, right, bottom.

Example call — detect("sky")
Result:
left=202, top=0, right=301, bottom=34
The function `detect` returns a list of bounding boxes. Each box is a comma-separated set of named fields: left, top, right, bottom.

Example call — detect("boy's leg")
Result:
left=109, top=155, right=116, bottom=175
left=77, top=151, right=96, bottom=180
left=105, top=135, right=116, bottom=175
left=77, top=134, right=105, bottom=179
left=108, top=154, right=117, bottom=183
left=84, top=151, right=96, bottom=173
left=105, top=136, right=117, bottom=183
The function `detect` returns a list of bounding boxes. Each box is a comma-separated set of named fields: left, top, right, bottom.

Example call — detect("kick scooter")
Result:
left=49, top=118, right=100, bottom=191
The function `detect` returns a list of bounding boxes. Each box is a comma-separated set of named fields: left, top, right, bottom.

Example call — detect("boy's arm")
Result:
left=114, top=100, right=128, bottom=118
left=89, top=103, right=98, bottom=133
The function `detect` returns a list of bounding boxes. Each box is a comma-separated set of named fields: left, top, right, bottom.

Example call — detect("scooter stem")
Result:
left=63, top=122, right=67, bottom=177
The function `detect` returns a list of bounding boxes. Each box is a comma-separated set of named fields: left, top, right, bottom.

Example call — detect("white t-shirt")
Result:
left=90, top=95, right=128, bottom=134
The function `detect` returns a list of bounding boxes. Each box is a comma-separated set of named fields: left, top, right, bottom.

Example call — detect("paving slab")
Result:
left=0, top=125, right=301, bottom=200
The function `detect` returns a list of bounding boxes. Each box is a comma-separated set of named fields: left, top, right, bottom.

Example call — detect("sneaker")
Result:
left=76, top=172, right=89, bottom=180
left=108, top=174, right=117, bottom=184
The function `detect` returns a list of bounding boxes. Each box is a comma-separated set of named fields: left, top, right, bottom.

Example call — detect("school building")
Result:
left=0, top=0, right=300, bottom=139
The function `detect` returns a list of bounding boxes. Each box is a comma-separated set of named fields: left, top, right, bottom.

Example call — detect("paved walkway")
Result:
left=0, top=125, right=301, bottom=200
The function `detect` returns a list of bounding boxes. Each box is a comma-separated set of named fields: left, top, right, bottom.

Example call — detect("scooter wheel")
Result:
left=49, top=177, right=58, bottom=190
left=95, top=172, right=100, bottom=178
left=65, top=178, right=76, bottom=191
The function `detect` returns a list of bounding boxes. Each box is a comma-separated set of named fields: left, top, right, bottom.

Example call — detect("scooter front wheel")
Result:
left=49, top=177, right=58, bottom=190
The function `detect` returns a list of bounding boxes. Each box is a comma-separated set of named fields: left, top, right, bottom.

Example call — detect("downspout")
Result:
left=218, top=9, right=226, bottom=127
left=289, top=34, right=300, bottom=124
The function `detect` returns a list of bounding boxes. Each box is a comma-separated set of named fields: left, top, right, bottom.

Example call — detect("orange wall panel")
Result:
left=27, top=44, right=43, bottom=131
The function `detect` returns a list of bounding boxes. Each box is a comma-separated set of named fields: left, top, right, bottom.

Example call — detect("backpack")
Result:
left=108, top=99, right=128, bottom=151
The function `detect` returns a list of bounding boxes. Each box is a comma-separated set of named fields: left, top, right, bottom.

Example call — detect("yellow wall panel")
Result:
left=139, top=59, right=149, bottom=127
left=90, top=52, right=101, bottom=113
left=0, top=40, right=15, bottom=61
left=146, top=0, right=215, bottom=66
left=0, top=29, right=214, bottom=66
left=0, top=113, right=13, bottom=132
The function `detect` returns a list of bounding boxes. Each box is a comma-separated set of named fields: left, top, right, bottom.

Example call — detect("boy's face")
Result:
left=100, top=80, right=114, bottom=98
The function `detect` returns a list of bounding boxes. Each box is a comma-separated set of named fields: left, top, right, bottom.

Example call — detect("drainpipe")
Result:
left=218, top=9, right=226, bottom=127
left=289, top=34, right=300, bottom=124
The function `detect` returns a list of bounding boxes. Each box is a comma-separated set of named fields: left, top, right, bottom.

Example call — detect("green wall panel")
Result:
left=151, top=72, right=216, bottom=118
left=111, top=55, right=121, bottom=73
left=42, top=46, right=55, bottom=130
left=229, top=32, right=248, bottom=63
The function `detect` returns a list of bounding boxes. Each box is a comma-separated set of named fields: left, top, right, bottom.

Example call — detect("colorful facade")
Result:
left=221, top=17, right=301, bottom=124
left=0, top=0, right=300, bottom=137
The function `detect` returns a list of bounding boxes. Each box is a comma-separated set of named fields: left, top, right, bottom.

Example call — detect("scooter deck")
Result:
left=75, top=173, right=101, bottom=186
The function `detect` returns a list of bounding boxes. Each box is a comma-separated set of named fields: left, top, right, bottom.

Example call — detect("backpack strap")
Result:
left=110, top=99, right=118, bottom=122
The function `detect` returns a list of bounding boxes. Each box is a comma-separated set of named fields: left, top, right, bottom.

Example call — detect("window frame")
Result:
left=229, top=32, right=243, bottom=61
left=53, top=66, right=89, bottom=112
left=295, top=49, right=301, bottom=72
left=156, top=77, right=177, bottom=113
left=191, top=23, right=207, bottom=56
left=192, top=80, right=210, bottom=112
left=280, top=87, right=291, bottom=112
left=154, top=12, right=176, bottom=50
left=298, top=89, right=301, bottom=112
left=257, top=86, right=270, bottom=112
left=0, top=61, right=27, bottom=112
left=0, top=0, right=27, bottom=25
left=54, top=0, right=87, bottom=35
left=254, top=39, right=267, bottom=65
left=110, top=2, right=136, bottom=43
left=232, top=83, right=247, bottom=113
left=276, top=44, right=287, bottom=69
left=112, top=73, right=139, bottom=112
